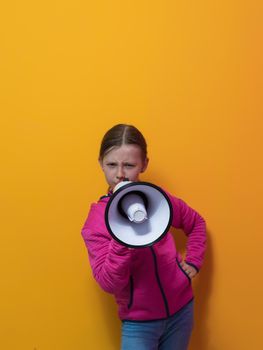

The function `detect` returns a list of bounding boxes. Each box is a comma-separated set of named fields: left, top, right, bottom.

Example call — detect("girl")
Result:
left=81, top=124, right=206, bottom=350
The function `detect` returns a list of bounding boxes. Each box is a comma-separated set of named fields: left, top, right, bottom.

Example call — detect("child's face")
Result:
left=99, top=144, right=148, bottom=191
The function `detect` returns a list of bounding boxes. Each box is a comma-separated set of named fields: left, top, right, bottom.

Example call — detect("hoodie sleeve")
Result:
left=81, top=202, right=133, bottom=294
left=166, top=192, right=207, bottom=271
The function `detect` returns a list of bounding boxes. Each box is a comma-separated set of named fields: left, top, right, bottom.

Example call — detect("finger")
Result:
left=180, top=261, right=187, bottom=270
left=182, top=263, right=192, bottom=274
left=188, top=271, right=195, bottom=278
left=189, top=269, right=197, bottom=278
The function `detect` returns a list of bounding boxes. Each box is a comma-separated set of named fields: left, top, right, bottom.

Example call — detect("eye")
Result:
left=125, top=164, right=135, bottom=168
left=107, top=163, right=117, bottom=168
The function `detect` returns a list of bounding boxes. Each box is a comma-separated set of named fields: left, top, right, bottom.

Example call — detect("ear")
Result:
left=141, top=157, right=149, bottom=173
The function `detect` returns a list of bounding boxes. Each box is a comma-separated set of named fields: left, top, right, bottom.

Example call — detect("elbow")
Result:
left=197, top=214, right=207, bottom=235
left=96, top=277, right=115, bottom=294
left=94, top=272, right=124, bottom=294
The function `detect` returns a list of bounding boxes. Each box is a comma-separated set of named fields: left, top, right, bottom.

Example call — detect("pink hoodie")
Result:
left=81, top=189, right=206, bottom=321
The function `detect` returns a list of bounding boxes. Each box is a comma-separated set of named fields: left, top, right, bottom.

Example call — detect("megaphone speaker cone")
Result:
left=105, top=181, right=173, bottom=248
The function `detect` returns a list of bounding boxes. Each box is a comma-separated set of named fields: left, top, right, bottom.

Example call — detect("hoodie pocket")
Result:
left=127, top=276, right=134, bottom=309
left=176, top=258, right=191, bottom=284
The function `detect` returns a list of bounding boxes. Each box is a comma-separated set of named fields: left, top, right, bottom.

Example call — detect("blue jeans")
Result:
left=121, top=300, right=194, bottom=350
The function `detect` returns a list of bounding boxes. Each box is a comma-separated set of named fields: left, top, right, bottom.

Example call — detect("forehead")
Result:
left=103, top=144, right=143, bottom=162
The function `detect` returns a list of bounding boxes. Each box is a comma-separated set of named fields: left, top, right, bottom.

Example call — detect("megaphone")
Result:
left=105, top=181, right=173, bottom=248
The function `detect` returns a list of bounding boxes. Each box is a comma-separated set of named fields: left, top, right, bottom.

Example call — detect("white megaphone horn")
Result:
left=105, top=181, right=173, bottom=248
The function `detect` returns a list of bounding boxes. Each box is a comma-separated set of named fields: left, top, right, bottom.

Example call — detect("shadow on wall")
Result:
left=173, top=228, right=213, bottom=350
left=190, top=229, right=213, bottom=350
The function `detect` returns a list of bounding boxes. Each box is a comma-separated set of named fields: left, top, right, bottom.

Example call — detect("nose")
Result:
left=116, top=166, right=125, bottom=180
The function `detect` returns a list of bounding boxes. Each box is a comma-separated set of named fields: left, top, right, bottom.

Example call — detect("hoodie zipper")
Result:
left=127, top=276, right=134, bottom=309
left=150, top=246, right=170, bottom=318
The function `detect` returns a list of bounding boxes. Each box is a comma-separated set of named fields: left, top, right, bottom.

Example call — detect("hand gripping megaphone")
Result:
left=105, top=181, right=173, bottom=248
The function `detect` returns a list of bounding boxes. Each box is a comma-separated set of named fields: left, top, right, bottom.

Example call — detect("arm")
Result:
left=167, top=193, right=207, bottom=273
left=81, top=203, right=133, bottom=294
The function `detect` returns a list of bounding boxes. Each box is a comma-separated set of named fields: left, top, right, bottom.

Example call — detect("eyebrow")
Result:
left=105, top=161, right=136, bottom=165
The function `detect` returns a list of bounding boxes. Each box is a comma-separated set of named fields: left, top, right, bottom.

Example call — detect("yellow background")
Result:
left=1, top=1, right=262, bottom=349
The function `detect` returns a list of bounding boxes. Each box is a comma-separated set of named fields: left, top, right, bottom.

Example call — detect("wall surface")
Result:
left=1, top=1, right=262, bottom=349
